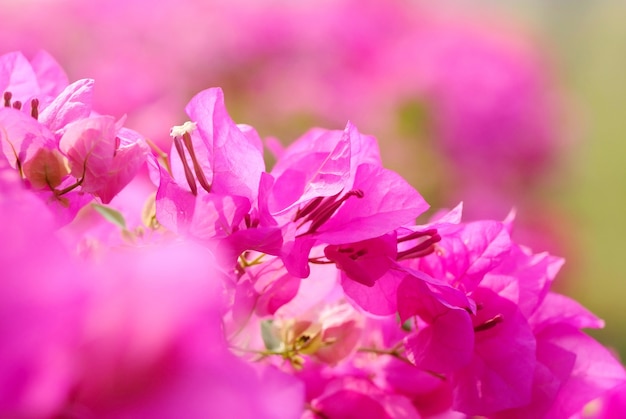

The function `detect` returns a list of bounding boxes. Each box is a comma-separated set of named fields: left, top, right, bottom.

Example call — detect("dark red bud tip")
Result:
left=30, top=98, right=39, bottom=119
left=3, top=91, right=12, bottom=107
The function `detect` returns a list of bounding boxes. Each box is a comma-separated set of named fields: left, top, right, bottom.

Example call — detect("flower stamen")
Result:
left=296, top=190, right=364, bottom=236
left=170, top=121, right=212, bottom=195
left=396, top=229, right=441, bottom=260
left=474, top=314, right=503, bottom=333
left=172, top=136, right=197, bottom=196
left=181, top=132, right=211, bottom=193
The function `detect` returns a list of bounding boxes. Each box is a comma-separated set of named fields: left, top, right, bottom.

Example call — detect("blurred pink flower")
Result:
left=64, top=242, right=304, bottom=419
left=391, top=15, right=563, bottom=185
left=0, top=0, right=564, bottom=185
left=0, top=163, right=304, bottom=418
left=0, top=169, right=87, bottom=417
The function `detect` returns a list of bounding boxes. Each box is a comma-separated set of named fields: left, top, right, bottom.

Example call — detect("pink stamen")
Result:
left=181, top=132, right=211, bottom=193
left=173, top=136, right=198, bottom=196
left=294, top=196, right=324, bottom=222
left=298, top=189, right=364, bottom=235
left=396, top=231, right=441, bottom=260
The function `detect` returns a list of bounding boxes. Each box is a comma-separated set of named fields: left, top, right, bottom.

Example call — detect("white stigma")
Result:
left=170, top=121, right=197, bottom=138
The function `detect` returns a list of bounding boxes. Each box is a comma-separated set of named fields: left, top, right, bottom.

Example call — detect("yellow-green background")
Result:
left=492, top=2, right=626, bottom=357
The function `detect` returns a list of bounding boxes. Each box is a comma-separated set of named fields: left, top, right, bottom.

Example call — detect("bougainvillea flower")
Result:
left=155, top=94, right=426, bottom=280
left=0, top=51, right=67, bottom=108
left=412, top=219, right=512, bottom=294
left=153, top=88, right=272, bottom=256
left=464, top=243, right=626, bottom=417
left=0, top=106, right=57, bottom=173
left=325, top=206, right=458, bottom=314
left=325, top=233, right=397, bottom=287
left=404, top=307, right=474, bottom=375
left=451, top=285, right=537, bottom=415
left=265, top=122, right=428, bottom=277
left=184, top=88, right=265, bottom=201
left=159, top=88, right=264, bottom=203
left=510, top=291, right=626, bottom=419
left=37, top=78, right=94, bottom=132
left=1, top=51, right=148, bottom=221
left=59, top=115, right=148, bottom=203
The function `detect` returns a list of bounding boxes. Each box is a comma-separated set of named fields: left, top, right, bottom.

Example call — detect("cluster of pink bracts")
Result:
left=1, top=51, right=625, bottom=418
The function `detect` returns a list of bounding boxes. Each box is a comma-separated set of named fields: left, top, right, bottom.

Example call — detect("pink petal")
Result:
left=185, top=87, right=265, bottom=202
left=404, top=308, right=474, bottom=374
left=318, top=163, right=429, bottom=244
left=29, top=50, right=69, bottom=98
left=39, top=78, right=94, bottom=132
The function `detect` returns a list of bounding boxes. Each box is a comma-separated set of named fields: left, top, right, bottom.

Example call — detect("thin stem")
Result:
left=357, top=346, right=447, bottom=380
left=239, top=253, right=266, bottom=268
left=357, top=346, right=415, bottom=366
left=145, top=137, right=172, bottom=176
left=54, top=177, right=84, bottom=196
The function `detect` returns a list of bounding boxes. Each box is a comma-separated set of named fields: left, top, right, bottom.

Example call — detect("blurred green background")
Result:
left=491, top=1, right=626, bottom=357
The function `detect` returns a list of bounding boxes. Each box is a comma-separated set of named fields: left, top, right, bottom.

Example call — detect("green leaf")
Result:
left=397, top=313, right=412, bottom=332
left=92, top=203, right=127, bottom=230
left=260, top=320, right=281, bottom=351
